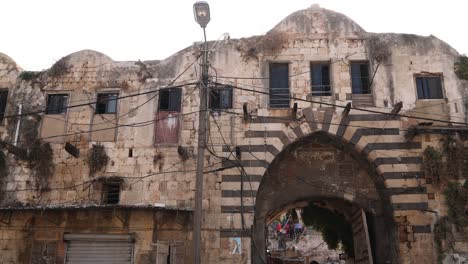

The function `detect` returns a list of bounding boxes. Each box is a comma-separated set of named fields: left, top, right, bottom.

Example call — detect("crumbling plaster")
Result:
left=0, top=5, right=466, bottom=264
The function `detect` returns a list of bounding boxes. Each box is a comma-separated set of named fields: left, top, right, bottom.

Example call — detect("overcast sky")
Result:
left=1, top=0, right=467, bottom=71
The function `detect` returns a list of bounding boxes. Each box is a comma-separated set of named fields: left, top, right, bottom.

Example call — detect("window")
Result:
left=210, top=85, right=233, bottom=109
left=155, top=88, right=182, bottom=144
left=416, top=76, right=443, bottom=99
left=96, top=93, right=118, bottom=114
left=269, top=63, right=290, bottom=108
left=155, top=242, right=185, bottom=264
left=159, top=88, right=181, bottom=111
left=350, top=62, right=370, bottom=94
left=0, top=90, right=8, bottom=122
left=310, top=63, right=331, bottom=96
left=46, top=94, right=68, bottom=114
left=102, top=181, right=120, bottom=204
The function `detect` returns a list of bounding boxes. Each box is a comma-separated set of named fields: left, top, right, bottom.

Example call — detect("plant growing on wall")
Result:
left=423, top=146, right=443, bottom=183
left=27, top=140, right=54, bottom=190
left=434, top=181, right=468, bottom=263
left=302, top=204, right=354, bottom=257
left=47, top=57, right=71, bottom=78
left=18, top=71, right=44, bottom=81
left=454, top=55, right=468, bottom=80
left=444, top=181, right=468, bottom=230
left=88, top=144, right=109, bottom=176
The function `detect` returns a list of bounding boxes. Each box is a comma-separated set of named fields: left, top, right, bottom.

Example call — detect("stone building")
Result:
left=0, top=5, right=467, bottom=264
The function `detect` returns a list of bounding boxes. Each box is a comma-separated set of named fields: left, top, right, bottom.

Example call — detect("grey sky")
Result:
left=1, top=0, right=466, bottom=71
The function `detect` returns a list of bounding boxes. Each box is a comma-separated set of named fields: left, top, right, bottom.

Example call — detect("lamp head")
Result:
left=193, top=1, right=210, bottom=28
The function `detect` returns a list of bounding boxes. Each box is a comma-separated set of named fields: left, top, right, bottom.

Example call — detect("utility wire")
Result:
left=216, top=82, right=468, bottom=126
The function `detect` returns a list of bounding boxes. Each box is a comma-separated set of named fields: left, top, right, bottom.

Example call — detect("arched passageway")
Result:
left=252, top=132, right=399, bottom=264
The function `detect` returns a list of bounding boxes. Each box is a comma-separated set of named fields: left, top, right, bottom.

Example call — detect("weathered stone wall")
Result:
left=0, top=208, right=192, bottom=264
left=0, top=5, right=466, bottom=264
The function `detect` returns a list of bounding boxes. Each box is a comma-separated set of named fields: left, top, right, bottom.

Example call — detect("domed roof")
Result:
left=58, top=49, right=113, bottom=68
left=269, top=5, right=365, bottom=38
left=0, top=52, right=20, bottom=70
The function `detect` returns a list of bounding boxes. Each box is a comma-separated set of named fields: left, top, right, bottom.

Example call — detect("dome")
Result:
left=268, top=5, right=365, bottom=38
left=58, top=49, right=114, bottom=68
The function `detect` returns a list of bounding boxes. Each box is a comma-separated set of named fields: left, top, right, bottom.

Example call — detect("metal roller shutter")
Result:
left=64, top=234, right=134, bottom=264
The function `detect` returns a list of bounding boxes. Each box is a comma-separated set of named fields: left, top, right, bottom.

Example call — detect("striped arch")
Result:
left=219, top=106, right=429, bottom=261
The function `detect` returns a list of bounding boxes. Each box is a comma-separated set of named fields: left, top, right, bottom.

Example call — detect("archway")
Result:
left=251, top=131, right=399, bottom=264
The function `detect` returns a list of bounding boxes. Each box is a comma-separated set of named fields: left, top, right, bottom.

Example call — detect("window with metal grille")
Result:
left=0, top=90, right=8, bottom=122
left=416, top=76, right=443, bottom=99
left=96, top=93, right=118, bottom=114
left=159, top=88, right=182, bottom=112
left=350, top=62, right=370, bottom=94
left=102, top=181, right=120, bottom=204
left=210, top=85, right=233, bottom=109
left=269, top=63, right=290, bottom=108
left=310, top=63, right=331, bottom=96
left=46, top=94, right=68, bottom=114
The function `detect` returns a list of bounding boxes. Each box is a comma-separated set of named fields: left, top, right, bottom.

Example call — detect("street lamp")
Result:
left=192, top=2, right=210, bottom=264
left=193, top=1, right=210, bottom=29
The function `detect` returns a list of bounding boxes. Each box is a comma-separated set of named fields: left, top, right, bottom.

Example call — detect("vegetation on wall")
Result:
left=434, top=181, right=468, bottom=263
left=423, top=135, right=467, bottom=183
left=454, top=55, right=468, bottom=80
left=444, top=181, right=468, bottom=230
left=302, top=204, right=354, bottom=257
left=88, top=144, right=109, bottom=176
left=47, top=57, right=71, bottom=78
left=423, top=146, right=443, bottom=183
left=18, top=71, right=43, bottom=81
left=27, top=140, right=54, bottom=190
left=236, top=33, right=288, bottom=62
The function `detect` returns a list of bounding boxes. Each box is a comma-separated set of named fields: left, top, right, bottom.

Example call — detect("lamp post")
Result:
left=193, top=2, right=210, bottom=264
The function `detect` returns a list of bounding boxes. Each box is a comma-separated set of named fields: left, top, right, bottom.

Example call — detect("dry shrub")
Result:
left=237, top=33, right=288, bottom=61
left=28, top=140, right=54, bottom=190
left=88, top=144, right=109, bottom=176
left=48, top=57, right=71, bottom=78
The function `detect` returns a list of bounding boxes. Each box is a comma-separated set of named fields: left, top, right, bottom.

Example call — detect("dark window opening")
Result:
left=351, top=62, right=370, bottom=94
left=159, top=88, right=182, bottom=112
left=128, top=148, right=133, bottom=157
left=102, top=181, right=120, bottom=204
left=269, top=63, right=290, bottom=108
left=416, top=76, right=443, bottom=99
left=210, top=86, right=233, bottom=109
left=96, top=93, right=118, bottom=114
left=311, top=63, right=331, bottom=96
left=46, top=94, right=68, bottom=115
left=0, top=90, right=8, bottom=122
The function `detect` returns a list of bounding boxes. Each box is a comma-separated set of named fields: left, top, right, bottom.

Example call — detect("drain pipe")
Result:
left=13, top=104, right=22, bottom=146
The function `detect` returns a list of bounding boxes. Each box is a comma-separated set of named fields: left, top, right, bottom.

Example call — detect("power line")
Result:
left=217, top=82, right=468, bottom=126
left=218, top=77, right=468, bottom=121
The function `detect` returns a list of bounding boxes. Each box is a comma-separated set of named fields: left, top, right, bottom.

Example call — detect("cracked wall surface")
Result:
left=0, top=5, right=467, bottom=264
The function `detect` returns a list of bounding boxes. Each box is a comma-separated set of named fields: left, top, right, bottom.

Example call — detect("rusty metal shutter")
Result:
left=64, top=234, right=134, bottom=264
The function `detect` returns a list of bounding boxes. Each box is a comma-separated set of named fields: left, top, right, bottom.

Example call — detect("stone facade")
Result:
left=0, top=5, right=467, bottom=264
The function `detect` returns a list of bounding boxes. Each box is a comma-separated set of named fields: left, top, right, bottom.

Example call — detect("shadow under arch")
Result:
left=251, top=131, right=399, bottom=264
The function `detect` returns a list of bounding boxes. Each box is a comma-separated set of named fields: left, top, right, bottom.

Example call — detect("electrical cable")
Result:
left=215, top=81, right=468, bottom=126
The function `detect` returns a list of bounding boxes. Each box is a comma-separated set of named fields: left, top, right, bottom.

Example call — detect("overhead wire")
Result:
left=214, top=81, right=468, bottom=126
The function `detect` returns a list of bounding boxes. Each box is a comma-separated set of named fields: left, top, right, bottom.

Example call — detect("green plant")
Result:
left=444, top=182, right=468, bottom=230
left=434, top=216, right=454, bottom=263
left=302, top=204, right=354, bottom=257
left=423, top=146, right=443, bottom=183
left=454, top=55, right=468, bottom=80
left=88, top=144, right=109, bottom=176
left=18, top=71, right=43, bottom=81
left=443, top=136, right=465, bottom=180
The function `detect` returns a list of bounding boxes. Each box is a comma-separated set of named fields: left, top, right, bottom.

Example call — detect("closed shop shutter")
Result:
left=64, top=234, right=134, bottom=264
